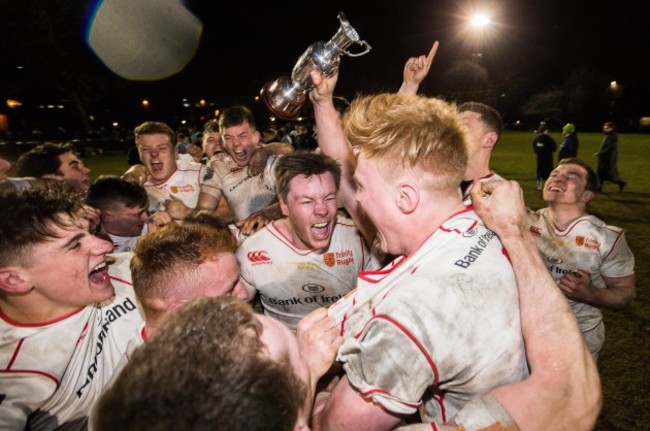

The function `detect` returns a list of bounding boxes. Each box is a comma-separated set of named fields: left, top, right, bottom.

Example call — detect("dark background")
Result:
left=2, top=0, right=650, bottom=141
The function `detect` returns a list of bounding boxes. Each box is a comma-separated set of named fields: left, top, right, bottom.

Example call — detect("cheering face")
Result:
left=202, top=131, right=223, bottom=158
left=543, top=163, right=592, bottom=205
left=57, top=152, right=91, bottom=191
left=22, top=216, right=116, bottom=314
left=104, top=202, right=149, bottom=237
left=353, top=155, right=404, bottom=256
left=191, top=253, right=249, bottom=301
left=138, top=134, right=177, bottom=184
left=222, top=122, right=260, bottom=167
left=280, top=173, right=338, bottom=254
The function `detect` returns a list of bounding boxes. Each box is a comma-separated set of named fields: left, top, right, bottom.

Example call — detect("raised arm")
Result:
left=398, top=41, right=439, bottom=95
left=470, top=180, right=601, bottom=430
left=309, top=70, right=376, bottom=246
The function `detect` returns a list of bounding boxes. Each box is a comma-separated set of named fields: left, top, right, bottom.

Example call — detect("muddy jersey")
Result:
left=526, top=208, right=635, bottom=344
left=238, top=217, right=378, bottom=330
left=143, top=160, right=205, bottom=214
left=0, top=269, right=143, bottom=430
left=329, top=207, right=528, bottom=426
left=200, top=153, right=277, bottom=221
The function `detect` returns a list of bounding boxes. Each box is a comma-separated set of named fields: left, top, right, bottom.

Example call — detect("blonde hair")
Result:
left=343, top=93, right=467, bottom=190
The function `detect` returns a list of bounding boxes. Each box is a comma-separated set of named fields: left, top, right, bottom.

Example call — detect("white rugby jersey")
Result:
left=330, top=207, right=528, bottom=426
left=143, top=160, right=205, bottom=214
left=238, top=217, right=378, bottom=330
left=201, top=153, right=277, bottom=221
left=0, top=273, right=143, bottom=430
left=527, top=208, right=635, bottom=336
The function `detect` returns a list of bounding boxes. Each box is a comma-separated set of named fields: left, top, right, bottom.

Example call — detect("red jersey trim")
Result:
left=0, top=306, right=85, bottom=327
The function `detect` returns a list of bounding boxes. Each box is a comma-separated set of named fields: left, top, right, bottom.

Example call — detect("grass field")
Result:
left=10, top=131, right=649, bottom=429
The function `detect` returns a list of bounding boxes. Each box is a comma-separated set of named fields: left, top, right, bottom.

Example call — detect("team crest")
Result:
left=323, top=253, right=336, bottom=267
left=575, top=236, right=585, bottom=246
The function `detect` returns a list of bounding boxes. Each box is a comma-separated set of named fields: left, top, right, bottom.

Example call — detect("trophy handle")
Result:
left=342, top=40, right=372, bottom=57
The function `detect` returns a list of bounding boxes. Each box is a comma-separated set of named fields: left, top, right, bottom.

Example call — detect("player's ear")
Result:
left=0, top=267, right=32, bottom=294
left=396, top=182, right=419, bottom=214
left=279, top=196, right=289, bottom=217
left=484, top=131, right=498, bottom=149
left=580, top=190, right=595, bottom=204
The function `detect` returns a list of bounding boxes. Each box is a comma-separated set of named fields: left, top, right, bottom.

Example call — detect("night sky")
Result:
left=2, top=0, right=650, bottom=130
left=174, top=0, right=650, bottom=103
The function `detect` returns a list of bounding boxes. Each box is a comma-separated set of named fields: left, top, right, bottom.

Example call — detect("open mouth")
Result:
left=233, top=150, right=248, bottom=164
left=89, top=261, right=109, bottom=284
left=311, top=222, right=331, bottom=240
left=151, top=161, right=163, bottom=173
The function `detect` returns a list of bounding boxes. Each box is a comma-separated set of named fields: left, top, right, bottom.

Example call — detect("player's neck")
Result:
left=463, top=157, right=492, bottom=182
left=546, top=204, right=587, bottom=231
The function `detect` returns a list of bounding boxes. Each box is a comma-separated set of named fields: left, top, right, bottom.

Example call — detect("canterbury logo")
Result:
left=529, top=226, right=542, bottom=236
left=247, top=251, right=271, bottom=263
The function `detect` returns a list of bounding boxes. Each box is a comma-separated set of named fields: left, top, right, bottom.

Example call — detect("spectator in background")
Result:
left=532, top=124, right=557, bottom=190
left=16, top=142, right=91, bottom=191
left=87, top=175, right=150, bottom=253
left=261, top=126, right=279, bottom=144
left=558, top=122, right=579, bottom=161
left=293, top=124, right=318, bottom=151
left=277, top=125, right=294, bottom=146
left=174, top=131, right=190, bottom=154
left=595, top=121, right=626, bottom=192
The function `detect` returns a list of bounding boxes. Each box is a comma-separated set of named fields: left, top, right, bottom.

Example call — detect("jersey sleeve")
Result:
left=199, top=161, right=224, bottom=198
left=262, top=154, right=281, bottom=192
left=601, top=231, right=635, bottom=278
left=0, top=373, right=56, bottom=430
left=339, top=314, right=434, bottom=415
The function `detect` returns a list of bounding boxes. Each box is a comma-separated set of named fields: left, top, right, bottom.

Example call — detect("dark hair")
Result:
left=458, top=102, right=504, bottom=137
left=203, top=119, right=220, bottom=134
left=219, top=105, right=257, bottom=132
left=16, top=142, right=77, bottom=177
left=558, top=158, right=599, bottom=192
left=332, top=96, right=351, bottom=116
left=274, top=151, right=341, bottom=199
left=134, top=121, right=176, bottom=147
left=87, top=175, right=148, bottom=211
left=93, top=296, right=306, bottom=431
left=0, top=181, right=87, bottom=267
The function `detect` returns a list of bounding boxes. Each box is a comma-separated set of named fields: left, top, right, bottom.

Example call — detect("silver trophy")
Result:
left=261, top=12, right=371, bottom=120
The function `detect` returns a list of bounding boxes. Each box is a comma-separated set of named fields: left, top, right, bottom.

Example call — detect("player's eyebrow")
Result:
left=61, top=232, right=85, bottom=250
